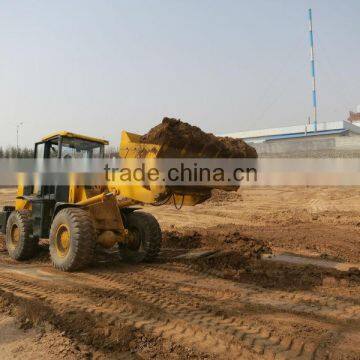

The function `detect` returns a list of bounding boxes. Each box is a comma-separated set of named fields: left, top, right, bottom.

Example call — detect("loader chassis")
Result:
left=0, top=132, right=162, bottom=271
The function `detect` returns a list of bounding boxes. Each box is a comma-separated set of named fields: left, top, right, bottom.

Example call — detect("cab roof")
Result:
left=42, top=131, right=109, bottom=145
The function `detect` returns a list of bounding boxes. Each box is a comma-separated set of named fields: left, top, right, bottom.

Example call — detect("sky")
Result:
left=0, top=0, right=359, bottom=147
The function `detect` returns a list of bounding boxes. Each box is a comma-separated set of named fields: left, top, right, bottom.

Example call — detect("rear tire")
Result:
left=49, top=208, right=96, bottom=271
left=119, top=211, right=162, bottom=262
left=6, top=210, right=37, bottom=260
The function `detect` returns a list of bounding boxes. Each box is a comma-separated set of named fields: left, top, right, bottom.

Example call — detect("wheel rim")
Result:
left=126, top=227, right=142, bottom=251
left=9, top=224, right=20, bottom=250
left=55, top=224, right=71, bottom=258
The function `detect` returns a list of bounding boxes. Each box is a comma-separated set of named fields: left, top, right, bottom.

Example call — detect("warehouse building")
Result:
left=225, top=110, right=360, bottom=157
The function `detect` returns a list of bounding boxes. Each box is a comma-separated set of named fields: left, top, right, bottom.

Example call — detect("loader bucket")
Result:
left=120, top=131, right=162, bottom=159
left=115, top=131, right=235, bottom=206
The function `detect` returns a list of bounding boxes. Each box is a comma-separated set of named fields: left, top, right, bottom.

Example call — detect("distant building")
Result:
left=224, top=118, right=360, bottom=157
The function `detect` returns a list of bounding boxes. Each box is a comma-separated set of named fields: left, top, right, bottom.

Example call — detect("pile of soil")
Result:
left=163, top=224, right=272, bottom=276
left=163, top=224, right=271, bottom=258
left=185, top=253, right=327, bottom=290
left=140, top=117, right=257, bottom=158
left=202, top=189, right=243, bottom=205
left=162, top=231, right=202, bottom=249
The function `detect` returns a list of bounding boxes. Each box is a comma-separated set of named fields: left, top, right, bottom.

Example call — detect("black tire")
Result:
left=6, top=210, right=37, bottom=261
left=49, top=208, right=96, bottom=271
left=119, top=211, right=162, bottom=262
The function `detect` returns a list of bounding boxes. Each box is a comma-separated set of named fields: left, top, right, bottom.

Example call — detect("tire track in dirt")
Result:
left=84, top=276, right=308, bottom=358
left=77, top=269, right=320, bottom=359
left=0, top=257, right=359, bottom=359
left=141, top=265, right=360, bottom=323
left=0, top=273, right=245, bottom=358
left=0, top=268, right=318, bottom=359
left=103, top=266, right=357, bottom=324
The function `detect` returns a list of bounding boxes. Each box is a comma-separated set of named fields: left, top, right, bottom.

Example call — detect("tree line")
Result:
left=0, top=146, right=35, bottom=158
left=0, top=146, right=120, bottom=158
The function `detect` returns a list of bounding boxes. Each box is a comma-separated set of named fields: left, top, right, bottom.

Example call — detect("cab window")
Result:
left=60, top=138, right=104, bottom=158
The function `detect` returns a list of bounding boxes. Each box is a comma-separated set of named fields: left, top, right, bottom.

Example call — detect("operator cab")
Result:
left=14, top=132, right=110, bottom=239
left=36, top=131, right=109, bottom=159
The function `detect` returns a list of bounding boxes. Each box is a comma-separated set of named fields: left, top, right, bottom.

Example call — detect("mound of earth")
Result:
left=163, top=224, right=271, bottom=258
left=164, top=225, right=272, bottom=275
left=202, top=189, right=243, bottom=205
left=140, top=117, right=257, bottom=158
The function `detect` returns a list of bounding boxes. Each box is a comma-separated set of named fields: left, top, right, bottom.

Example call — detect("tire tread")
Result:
left=6, top=210, right=37, bottom=260
left=121, top=211, right=162, bottom=262
left=49, top=208, right=96, bottom=271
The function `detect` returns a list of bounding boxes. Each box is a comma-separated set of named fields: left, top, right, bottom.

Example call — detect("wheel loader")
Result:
left=0, top=131, right=219, bottom=271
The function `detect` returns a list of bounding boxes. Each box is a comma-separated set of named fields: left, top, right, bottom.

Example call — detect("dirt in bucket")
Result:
left=140, top=117, right=257, bottom=158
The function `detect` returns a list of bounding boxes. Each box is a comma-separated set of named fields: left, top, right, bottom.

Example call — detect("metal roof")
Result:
left=263, top=129, right=348, bottom=142
left=42, top=131, right=109, bottom=145
left=223, top=120, right=360, bottom=143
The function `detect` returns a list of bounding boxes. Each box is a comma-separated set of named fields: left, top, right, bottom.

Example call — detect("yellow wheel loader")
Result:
left=0, top=131, right=217, bottom=271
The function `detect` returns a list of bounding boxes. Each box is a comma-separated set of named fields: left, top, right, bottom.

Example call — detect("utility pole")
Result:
left=308, top=8, right=318, bottom=132
left=16, top=122, right=24, bottom=155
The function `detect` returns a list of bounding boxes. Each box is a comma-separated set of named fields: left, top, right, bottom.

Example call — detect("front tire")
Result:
left=119, top=211, right=162, bottom=262
left=6, top=210, right=37, bottom=260
left=49, top=208, right=96, bottom=271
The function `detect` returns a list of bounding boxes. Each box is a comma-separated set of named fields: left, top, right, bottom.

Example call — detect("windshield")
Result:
left=44, top=137, right=104, bottom=158
left=61, top=138, right=103, bottom=158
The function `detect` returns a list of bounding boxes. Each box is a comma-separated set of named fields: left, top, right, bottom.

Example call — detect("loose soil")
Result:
left=0, top=186, right=359, bottom=359
left=140, top=117, right=257, bottom=158
left=0, top=309, right=92, bottom=360
left=202, top=189, right=244, bottom=205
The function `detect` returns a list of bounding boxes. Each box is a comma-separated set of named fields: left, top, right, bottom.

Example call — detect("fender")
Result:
left=52, top=202, right=79, bottom=222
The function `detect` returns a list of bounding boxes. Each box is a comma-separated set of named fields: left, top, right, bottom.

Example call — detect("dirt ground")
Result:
left=0, top=187, right=359, bottom=359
